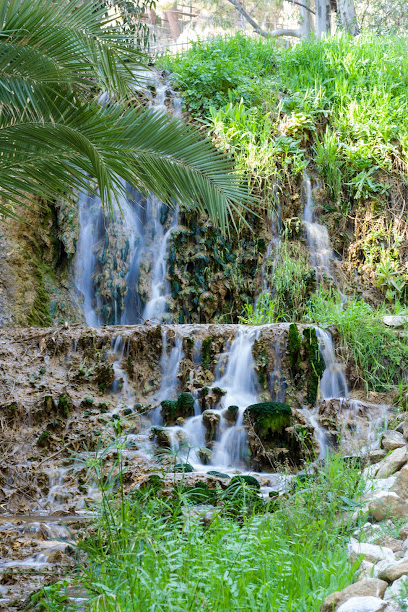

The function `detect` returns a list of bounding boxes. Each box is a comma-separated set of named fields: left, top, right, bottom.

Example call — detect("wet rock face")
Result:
left=167, top=213, right=266, bottom=324
left=0, top=323, right=328, bottom=481
left=0, top=198, right=82, bottom=327
left=243, top=401, right=303, bottom=471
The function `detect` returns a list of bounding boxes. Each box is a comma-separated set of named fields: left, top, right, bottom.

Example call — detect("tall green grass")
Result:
left=307, top=292, right=408, bottom=390
left=33, top=452, right=366, bottom=612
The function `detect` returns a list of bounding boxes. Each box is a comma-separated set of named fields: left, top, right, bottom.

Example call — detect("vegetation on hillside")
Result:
left=160, top=33, right=408, bottom=391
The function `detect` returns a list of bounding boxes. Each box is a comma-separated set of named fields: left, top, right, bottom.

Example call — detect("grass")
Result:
left=307, top=291, right=408, bottom=391
left=32, top=445, right=367, bottom=612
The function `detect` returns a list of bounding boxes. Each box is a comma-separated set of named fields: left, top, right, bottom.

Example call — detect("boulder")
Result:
left=375, top=448, right=408, bottom=479
left=244, top=401, right=292, bottom=437
left=366, top=449, right=388, bottom=466
left=403, top=418, right=408, bottom=442
left=384, top=575, right=408, bottom=602
left=322, top=579, right=388, bottom=612
left=381, top=431, right=406, bottom=452
left=161, top=392, right=195, bottom=426
left=368, top=492, right=408, bottom=522
left=391, top=466, right=408, bottom=500
left=378, top=558, right=408, bottom=583
left=383, top=316, right=408, bottom=328
left=348, top=540, right=395, bottom=565
left=337, top=597, right=387, bottom=612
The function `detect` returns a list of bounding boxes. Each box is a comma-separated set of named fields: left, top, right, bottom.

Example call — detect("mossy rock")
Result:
left=288, top=323, right=302, bottom=379
left=207, top=471, right=230, bottom=479
left=123, top=407, right=133, bottom=416
left=37, top=430, right=50, bottom=447
left=58, top=395, right=72, bottom=419
left=201, top=337, right=213, bottom=370
left=161, top=392, right=195, bottom=425
left=229, top=475, right=260, bottom=490
left=303, top=328, right=325, bottom=405
left=173, top=463, right=194, bottom=473
left=245, top=402, right=292, bottom=438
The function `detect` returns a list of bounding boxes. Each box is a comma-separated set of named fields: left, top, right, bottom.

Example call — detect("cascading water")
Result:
left=156, top=326, right=262, bottom=472
left=74, top=78, right=181, bottom=325
left=302, top=172, right=335, bottom=281
left=317, top=328, right=348, bottom=400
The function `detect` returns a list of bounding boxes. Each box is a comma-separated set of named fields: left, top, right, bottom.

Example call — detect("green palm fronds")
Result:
left=0, top=0, right=252, bottom=229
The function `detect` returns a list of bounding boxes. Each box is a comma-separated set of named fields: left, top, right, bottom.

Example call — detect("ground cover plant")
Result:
left=31, top=438, right=366, bottom=612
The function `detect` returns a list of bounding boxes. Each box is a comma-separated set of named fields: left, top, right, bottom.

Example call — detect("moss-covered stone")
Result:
left=161, top=392, right=195, bottom=425
left=230, top=475, right=260, bottom=490
left=201, top=337, right=213, bottom=370
left=173, top=463, right=194, bottom=473
left=58, top=395, right=71, bottom=419
left=207, top=471, right=230, bottom=479
left=245, top=401, right=292, bottom=437
left=303, top=328, right=325, bottom=405
left=288, top=323, right=302, bottom=379
left=37, top=430, right=50, bottom=447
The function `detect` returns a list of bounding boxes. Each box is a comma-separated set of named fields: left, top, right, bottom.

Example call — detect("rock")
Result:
left=382, top=431, right=406, bottom=451
left=337, top=596, right=387, bottom=612
left=150, top=426, right=172, bottom=447
left=391, top=466, right=408, bottom=500
left=384, top=575, right=408, bottom=602
left=348, top=540, right=395, bottom=565
left=366, top=449, right=388, bottom=465
left=378, top=558, right=408, bottom=583
left=376, top=448, right=408, bottom=479
left=399, top=525, right=408, bottom=540
left=244, top=401, right=292, bottom=437
left=375, top=536, right=403, bottom=553
left=403, top=418, right=408, bottom=442
left=161, top=392, right=195, bottom=426
left=202, top=410, right=220, bottom=443
left=322, top=579, right=388, bottom=612
left=358, top=560, right=375, bottom=580
left=369, top=492, right=408, bottom=521
left=383, top=316, right=408, bottom=328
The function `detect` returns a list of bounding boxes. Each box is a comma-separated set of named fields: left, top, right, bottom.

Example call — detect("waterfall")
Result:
left=302, top=172, right=334, bottom=281
left=74, top=79, right=181, bottom=325
left=156, top=326, right=261, bottom=471
left=316, top=328, right=348, bottom=400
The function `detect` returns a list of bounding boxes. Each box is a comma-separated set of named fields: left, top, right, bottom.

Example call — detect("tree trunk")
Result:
left=315, top=0, right=331, bottom=39
left=299, top=0, right=314, bottom=38
left=166, top=9, right=181, bottom=41
left=337, top=0, right=359, bottom=35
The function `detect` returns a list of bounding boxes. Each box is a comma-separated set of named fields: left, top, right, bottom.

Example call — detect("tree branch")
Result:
left=226, top=0, right=302, bottom=38
left=289, top=1, right=316, bottom=15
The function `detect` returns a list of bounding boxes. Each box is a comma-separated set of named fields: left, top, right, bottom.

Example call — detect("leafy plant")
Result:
left=307, top=291, right=408, bottom=390
left=0, top=0, right=251, bottom=230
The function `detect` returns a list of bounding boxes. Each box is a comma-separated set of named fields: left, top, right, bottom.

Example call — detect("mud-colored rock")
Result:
left=378, top=558, right=408, bottom=583
left=369, top=492, right=408, bottom=521
left=322, top=579, right=388, bottom=612
left=382, top=431, right=406, bottom=451
left=376, top=448, right=408, bottom=479
left=391, top=466, right=408, bottom=500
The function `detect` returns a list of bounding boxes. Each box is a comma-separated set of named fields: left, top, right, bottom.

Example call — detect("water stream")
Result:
left=302, top=171, right=335, bottom=282
left=74, top=78, right=181, bottom=325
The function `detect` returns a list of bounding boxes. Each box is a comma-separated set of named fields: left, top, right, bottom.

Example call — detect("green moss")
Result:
left=303, top=328, right=325, bottom=405
left=230, top=475, right=260, bottom=490
left=201, top=337, right=213, bottom=370
left=207, top=471, right=230, bottom=479
left=288, top=323, right=302, bottom=378
left=58, top=395, right=71, bottom=419
left=173, top=463, right=194, bottom=473
left=245, top=401, right=292, bottom=437
left=123, top=407, right=133, bottom=416
left=161, top=392, right=195, bottom=425
left=37, top=430, right=50, bottom=447
left=83, top=397, right=94, bottom=406
left=27, top=275, right=52, bottom=327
